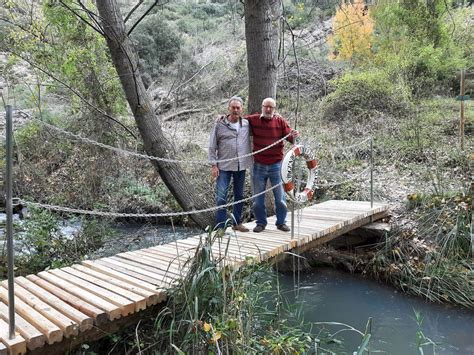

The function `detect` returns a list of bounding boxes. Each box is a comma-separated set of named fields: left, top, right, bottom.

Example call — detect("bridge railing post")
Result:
left=370, top=136, right=374, bottom=209
left=5, top=104, right=16, bottom=339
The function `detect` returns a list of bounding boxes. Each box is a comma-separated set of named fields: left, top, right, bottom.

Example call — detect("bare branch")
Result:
left=127, top=0, right=162, bottom=37
left=163, top=108, right=204, bottom=122
left=124, top=0, right=145, bottom=23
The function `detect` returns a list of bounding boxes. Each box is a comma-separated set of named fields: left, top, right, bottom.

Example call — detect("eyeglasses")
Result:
left=262, top=105, right=275, bottom=109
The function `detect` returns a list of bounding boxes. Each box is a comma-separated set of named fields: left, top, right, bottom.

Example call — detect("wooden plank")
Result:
left=117, top=251, right=182, bottom=273
left=225, top=233, right=292, bottom=250
left=111, top=255, right=183, bottom=279
left=47, top=269, right=135, bottom=317
left=1, top=282, right=78, bottom=338
left=151, top=245, right=195, bottom=260
left=0, top=287, right=62, bottom=345
left=60, top=267, right=147, bottom=313
left=209, top=240, right=272, bottom=258
left=26, top=275, right=108, bottom=325
left=81, top=260, right=165, bottom=297
left=0, top=341, right=6, bottom=355
left=133, top=249, right=188, bottom=267
left=14, top=277, right=93, bottom=333
left=139, top=246, right=189, bottom=262
left=0, top=319, right=26, bottom=355
left=0, top=302, right=45, bottom=350
left=120, top=251, right=182, bottom=275
left=128, top=251, right=185, bottom=275
left=209, top=238, right=277, bottom=259
left=99, top=258, right=176, bottom=286
left=94, top=259, right=173, bottom=287
left=177, top=238, right=264, bottom=257
left=35, top=272, right=121, bottom=321
left=72, top=264, right=162, bottom=306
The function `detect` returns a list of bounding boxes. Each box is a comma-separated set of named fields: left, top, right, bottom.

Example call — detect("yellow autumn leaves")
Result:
left=203, top=322, right=222, bottom=344
left=328, top=0, right=374, bottom=64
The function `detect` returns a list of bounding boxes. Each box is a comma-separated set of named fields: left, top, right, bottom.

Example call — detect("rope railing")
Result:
left=13, top=109, right=293, bottom=165
left=5, top=108, right=376, bottom=219
left=18, top=165, right=372, bottom=218
left=19, top=182, right=284, bottom=218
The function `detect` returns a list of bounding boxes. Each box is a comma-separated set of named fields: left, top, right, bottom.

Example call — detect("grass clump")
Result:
left=367, top=192, right=473, bottom=309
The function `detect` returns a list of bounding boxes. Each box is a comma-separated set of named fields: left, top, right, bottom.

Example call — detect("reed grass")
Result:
left=149, top=229, right=374, bottom=353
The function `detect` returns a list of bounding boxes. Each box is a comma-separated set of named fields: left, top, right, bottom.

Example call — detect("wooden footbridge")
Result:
left=0, top=200, right=389, bottom=354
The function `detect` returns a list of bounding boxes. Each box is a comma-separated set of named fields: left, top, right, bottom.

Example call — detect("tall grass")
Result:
left=149, top=230, right=373, bottom=353
left=368, top=192, right=473, bottom=308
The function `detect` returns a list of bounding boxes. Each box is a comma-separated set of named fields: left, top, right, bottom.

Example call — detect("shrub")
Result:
left=131, top=13, right=181, bottom=78
left=319, top=69, right=411, bottom=122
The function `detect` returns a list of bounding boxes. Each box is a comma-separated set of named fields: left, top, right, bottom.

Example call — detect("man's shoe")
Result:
left=253, top=225, right=266, bottom=233
left=277, top=224, right=290, bottom=232
left=232, top=224, right=249, bottom=232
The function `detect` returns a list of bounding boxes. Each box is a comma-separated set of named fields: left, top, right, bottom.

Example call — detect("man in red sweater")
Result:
left=246, top=97, right=297, bottom=233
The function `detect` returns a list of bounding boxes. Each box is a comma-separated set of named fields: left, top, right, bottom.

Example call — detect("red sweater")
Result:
left=246, top=113, right=294, bottom=165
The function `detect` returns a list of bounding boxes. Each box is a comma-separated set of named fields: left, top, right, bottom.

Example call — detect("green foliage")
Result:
left=131, top=13, right=181, bottom=78
left=103, top=175, right=182, bottom=215
left=0, top=208, right=110, bottom=277
left=320, top=69, right=411, bottom=122
left=371, top=0, right=467, bottom=97
left=284, top=1, right=322, bottom=29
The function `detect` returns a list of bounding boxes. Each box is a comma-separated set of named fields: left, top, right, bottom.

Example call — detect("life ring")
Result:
left=280, top=144, right=318, bottom=203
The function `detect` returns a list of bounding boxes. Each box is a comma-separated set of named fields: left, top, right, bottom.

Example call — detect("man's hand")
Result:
left=211, top=166, right=219, bottom=179
left=290, top=129, right=299, bottom=138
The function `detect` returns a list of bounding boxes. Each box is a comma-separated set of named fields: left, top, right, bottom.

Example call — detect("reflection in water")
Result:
left=279, top=268, right=474, bottom=355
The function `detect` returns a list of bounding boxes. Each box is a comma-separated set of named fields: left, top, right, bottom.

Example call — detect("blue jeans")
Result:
left=252, top=162, right=287, bottom=226
left=215, top=170, right=246, bottom=229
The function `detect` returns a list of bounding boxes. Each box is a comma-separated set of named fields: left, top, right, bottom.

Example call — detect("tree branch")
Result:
left=59, top=0, right=104, bottom=36
left=163, top=108, right=204, bottom=122
left=124, top=0, right=145, bottom=23
left=6, top=49, right=137, bottom=139
left=127, top=0, right=161, bottom=37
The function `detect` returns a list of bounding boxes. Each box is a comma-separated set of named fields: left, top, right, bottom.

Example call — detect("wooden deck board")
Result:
left=0, top=318, right=27, bottom=355
left=35, top=272, right=122, bottom=321
left=0, top=287, right=63, bottom=345
left=0, top=200, right=389, bottom=354
left=26, top=275, right=108, bottom=325
left=1, top=282, right=79, bottom=338
left=0, top=301, right=45, bottom=350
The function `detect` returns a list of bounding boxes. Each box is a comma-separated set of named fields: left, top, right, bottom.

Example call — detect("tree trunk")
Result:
left=244, top=0, right=281, bottom=113
left=96, top=0, right=213, bottom=229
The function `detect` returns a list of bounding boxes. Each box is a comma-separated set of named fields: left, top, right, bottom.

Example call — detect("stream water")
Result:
left=279, top=268, right=474, bottom=354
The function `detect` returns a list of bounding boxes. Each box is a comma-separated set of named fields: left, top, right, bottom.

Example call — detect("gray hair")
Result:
left=228, top=96, right=244, bottom=106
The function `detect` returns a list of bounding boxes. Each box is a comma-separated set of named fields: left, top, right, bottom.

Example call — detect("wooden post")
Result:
left=460, top=69, right=465, bottom=150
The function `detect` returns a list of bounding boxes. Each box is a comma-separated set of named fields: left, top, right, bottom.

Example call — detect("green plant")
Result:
left=320, top=69, right=411, bottom=123
left=413, top=310, right=438, bottom=354
left=131, top=13, right=181, bottom=79
left=0, top=207, right=110, bottom=277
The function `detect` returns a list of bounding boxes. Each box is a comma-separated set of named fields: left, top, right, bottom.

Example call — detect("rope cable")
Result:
left=19, top=113, right=293, bottom=165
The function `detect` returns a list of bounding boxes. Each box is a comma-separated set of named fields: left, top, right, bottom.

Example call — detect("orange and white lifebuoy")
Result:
left=280, top=144, right=318, bottom=203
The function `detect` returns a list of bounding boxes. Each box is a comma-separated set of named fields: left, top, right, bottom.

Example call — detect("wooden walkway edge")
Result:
left=0, top=200, right=389, bottom=354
